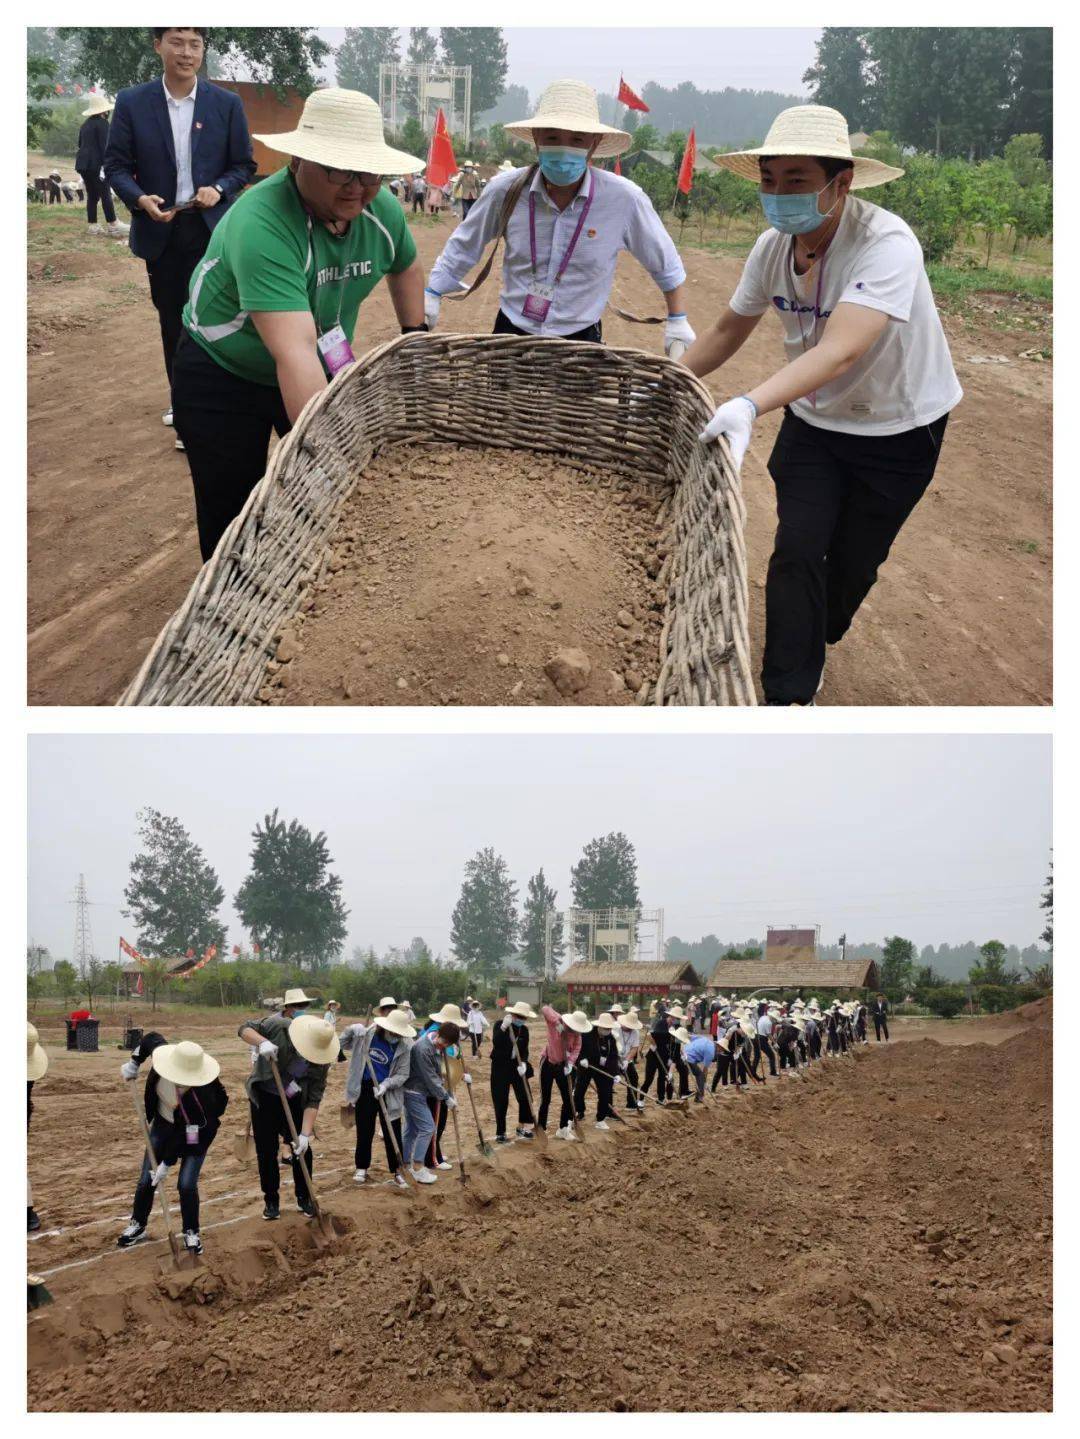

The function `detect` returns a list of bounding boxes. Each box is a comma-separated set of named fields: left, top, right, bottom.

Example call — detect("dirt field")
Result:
left=27, top=204, right=1052, bottom=706
left=27, top=999, right=1052, bottom=1412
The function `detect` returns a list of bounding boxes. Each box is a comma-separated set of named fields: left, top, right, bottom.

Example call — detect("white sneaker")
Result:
left=175, top=436, right=185, bottom=451
left=107, top=220, right=130, bottom=236
left=354, top=1168, right=367, bottom=1183
left=594, top=1120, right=610, bottom=1131
left=162, top=408, right=174, bottom=427
left=410, top=1167, right=437, bottom=1184
left=183, top=1230, right=203, bottom=1255
left=392, top=1171, right=409, bottom=1189
left=87, top=223, right=105, bottom=236
left=436, top=1160, right=452, bottom=1171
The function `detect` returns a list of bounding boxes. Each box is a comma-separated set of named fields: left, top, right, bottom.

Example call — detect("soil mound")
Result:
left=260, top=444, right=667, bottom=707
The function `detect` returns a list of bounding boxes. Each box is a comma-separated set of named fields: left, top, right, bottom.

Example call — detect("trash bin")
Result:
left=64, top=1020, right=78, bottom=1051
left=75, top=1019, right=100, bottom=1053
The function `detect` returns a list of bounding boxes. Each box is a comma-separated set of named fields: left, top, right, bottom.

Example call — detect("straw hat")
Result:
left=713, top=105, right=904, bottom=190
left=671, top=1026, right=691, bottom=1045
left=375, top=1008, right=417, bottom=1039
left=27, top=1023, right=48, bottom=1082
left=430, top=1003, right=468, bottom=1026
left=282, top=988, right=316, bottom=1007
left=254, top=87, right=425, bottom=175
left=82, top=94, right=114, bottom=118
left=595, top=1013, right=617, bottom=1030
left=666, top=1004, right=685, bottom=1020
left=151, top=1040, right=220, bottom=1087
left=618, top=1013, right=643, bottom=1032
left=508, top=1001, right=538, bottom=1019
left=498, top=159, right=515, bottom=172
left=739, top=1020, right=756, bottom=1039
left=609, top=1003, right=625, bottom=1015
left=561, top=1009, right=594, bottom=1034
left=289, top=1015, right=340, bottom=1065
left=377, top=995, right=397, bottom=1009
left=504, top=80, right=631, bottom=159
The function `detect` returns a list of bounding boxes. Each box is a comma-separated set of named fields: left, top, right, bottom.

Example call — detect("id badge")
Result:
left=285, top=1080, right=301, bottom=1099
left=185, top=1123, right=199, bottom=1146
left=317, top=324, right=356, bottom=377
left=522, top=283, right=554, bottom=323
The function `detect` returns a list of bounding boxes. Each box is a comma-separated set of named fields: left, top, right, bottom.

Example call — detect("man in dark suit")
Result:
left=104, top=27, right=255, bottom=442
left=872, top=993, right=890, bottom=1042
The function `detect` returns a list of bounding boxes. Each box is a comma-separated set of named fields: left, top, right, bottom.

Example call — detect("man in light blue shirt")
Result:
left=425, top=80, right=695, bottom=352
left=683, top=1035, right=717, bottom=1102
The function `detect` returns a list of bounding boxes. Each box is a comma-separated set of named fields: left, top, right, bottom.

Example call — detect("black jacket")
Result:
left=597, top=1030, right=620, bottom=1076
left=873, top=999, right=889, bottom=1017
left=76, top=114, right=109, bottom=176
left=491, top=1017, right=532, bottom=1075
left=578, top=1027, right=601, bottom=1066
left=132, top=1030, right=228, bottom=1158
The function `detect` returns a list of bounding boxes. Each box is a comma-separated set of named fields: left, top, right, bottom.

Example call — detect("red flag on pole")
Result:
left=614, top=156, right=622, bottom=177
left=426, top=107, right=457, bottom=189
left=677, top=128, right=697, bottom=196
left=617, top=77, right=649, bottom=113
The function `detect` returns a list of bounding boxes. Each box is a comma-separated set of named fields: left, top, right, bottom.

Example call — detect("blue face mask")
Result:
left=538, top=147, right=590, bottom=186
left=759, top=180, right=839, bottom=235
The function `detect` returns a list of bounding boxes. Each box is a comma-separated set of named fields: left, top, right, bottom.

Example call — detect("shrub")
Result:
left=925, top=986, right=968, bottom=1019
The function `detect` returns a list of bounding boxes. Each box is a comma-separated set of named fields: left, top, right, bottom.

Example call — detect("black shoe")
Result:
left=263, top=1200, right=280, bottom=1221
left=117, top=1219, right=148, bottom=1248
left=495, top=1134, right=512, bottom=1145
left=297, top=1199, right=316, bottom=1218
left=27, top=1207, right=41, bottom=1233
left=515, top=1127, right=535, bottom=1140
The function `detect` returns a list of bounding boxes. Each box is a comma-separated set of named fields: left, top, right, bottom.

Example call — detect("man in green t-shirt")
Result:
left=171, top=88, right=427, bottom=560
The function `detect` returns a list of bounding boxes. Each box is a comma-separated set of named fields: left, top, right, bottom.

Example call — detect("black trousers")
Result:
left=493, top=309, right=603, bottom=344
left=874, top=1015, right=889, bottom=1041
left=624, top=1060, right=641, bottom=1107
left=130, top=1116, right=206, bottom=1232
left=412, top=194, right=425, bottom=212
left=78, top=170, right=116, bottom=225
left=641, top=1048, right=670, bottom=1101
left=146, top=210, right=211, bottom=388
left=469, top=1032, right=483, bottom=1057
left=757, top=1036, right=778, bottom=1077
left=711, top=1052, right=731, bottom=1090
left=672, top=1053, right=691, bottom=1097
left=492, top=1063, right=534, bottom=1135
left=461, top=198, right=476, bottom=219
left=172, top=332, right=292, bottom=561
left=353, top=1080, right=402, bottom=1173
left=537, top=1058, right=573, bottom=1129
left=808, top=1030, right=822, bottom=1060
left=426, top=1094, right=449, bottom=1166
left=764, top=408, right=950, bottom=704
left=250, top=1092, right=311, bottom=1206
left=778, top=1042, right=798, bottom=1071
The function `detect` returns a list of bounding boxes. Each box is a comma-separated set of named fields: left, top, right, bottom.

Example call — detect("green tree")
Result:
left=629, top=122, right=663, bottom=154
left=450, top=847, right=518, bottom=980
left=53, top=959, right=78, bottom=1004
left=570, top=832, right=641, bottom=912
left=141, top=955, right=171, bottom=1011
left=27, top=54, right=58, bottom=144
left=969, top=939, right=1019, bottom=986
left=58, top=27, right=328, bottom=97
left=870, top=28, right=1016, bottom=158
left=880, top=935, right=916, bottom=994
left=520, top=868, right=562, bottom=974
left=234, top=809, right=349, bottom=969
left=124, top=808, right=226, bottom=960
left=1040, top=858, right=1052, bottom=948
left=439, top=28, right=508, bottom=117
left=803, top=28, right=875, bottom=129
left=81, top=956, right=105, bottom=1011
left=397, top=115, right=427, bottom=161
left=27, top=943, right=50, bottom=979
left=27, top=27, right=88, bottom=89
left=335, top=27, right=400, bottom=100
left=1009, top=29, right=1052, bottom=157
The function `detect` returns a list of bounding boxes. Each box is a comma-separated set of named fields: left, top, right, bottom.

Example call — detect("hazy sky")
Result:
left=317, top=28, right=821, bottom=101
left=28, top=735, right=1050, bottom=963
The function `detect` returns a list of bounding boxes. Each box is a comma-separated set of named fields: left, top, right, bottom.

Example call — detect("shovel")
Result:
left=268, top=1059, right=336, bottom=1243
left=459, top=1056, right=495, bottom=1157
left=509, top=1029, right=545, bottom=1145
left=233, top=1117, right=255, bottom=1163
left=364, top=1057, right=414, bottom=1191
left=126, top=1079, right=189, bottom=1270
left=443, top=1051, right=469, bottom=1183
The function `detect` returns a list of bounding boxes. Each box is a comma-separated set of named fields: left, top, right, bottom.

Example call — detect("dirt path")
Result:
left=27, top=209, right=1051, bottom=705
left=27, top=1005, right=1051, bottom=1411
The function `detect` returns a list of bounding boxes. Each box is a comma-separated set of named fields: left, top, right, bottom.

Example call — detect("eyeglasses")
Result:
left=319, top=164, right=384, bottom=188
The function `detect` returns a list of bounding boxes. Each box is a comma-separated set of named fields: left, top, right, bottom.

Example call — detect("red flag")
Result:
left=614, top=156, right=622, bottom=177
left=135, top=973, right=144, bottom=996
left=617, top=77, right=649, bottom=113
left=426, top=107, right=457, bottom=189
left=677, top=128, right=697, bottom=196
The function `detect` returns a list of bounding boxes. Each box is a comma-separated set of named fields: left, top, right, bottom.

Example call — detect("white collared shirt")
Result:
left=163, top=74, right=198, bottom=204
left=428, top=164, right=686, bottom=336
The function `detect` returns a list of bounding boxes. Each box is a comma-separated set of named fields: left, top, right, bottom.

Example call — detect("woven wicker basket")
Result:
left=120, top=334, right=755, bottom=706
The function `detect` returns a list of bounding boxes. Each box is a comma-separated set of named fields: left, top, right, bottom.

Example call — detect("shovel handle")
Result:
left=443, top=1051, right=468, bottom=1181
left=459, top=1056, right=491, bottom=1150
left=364, top=1057, right=413, bottom=1185
left=127, top=1078, right=182, bottom=1264
left=268, top=1058, right=323, bottom=1217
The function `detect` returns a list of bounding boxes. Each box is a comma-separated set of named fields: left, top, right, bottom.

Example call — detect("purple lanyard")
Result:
left=792, top=247, right=827, bottom=409
left=528, top=178, right=595, bottom=285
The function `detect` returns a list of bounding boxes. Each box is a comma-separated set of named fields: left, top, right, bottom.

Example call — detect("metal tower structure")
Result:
left=379, top=61, right=473, bottom=144
left=71, top=873, right=95, bottom=971
left=543, top=906, right=665, bottom=980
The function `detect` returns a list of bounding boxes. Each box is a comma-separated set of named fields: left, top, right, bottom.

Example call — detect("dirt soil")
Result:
left=27, top=208, right=1051, bottom=706
left=27, top=999, right=1051, bottom=1412
left=262, top=443, right=665, bottom=706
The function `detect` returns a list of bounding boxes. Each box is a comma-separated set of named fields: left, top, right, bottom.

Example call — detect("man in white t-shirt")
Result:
left=685, top=106, right=962, bottom=706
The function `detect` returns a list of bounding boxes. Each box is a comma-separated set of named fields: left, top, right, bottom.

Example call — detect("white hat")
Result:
left=282, top=988, right=316, bottom=1007
left=671, top=1026, right=692, bottom=1046
left=618, top=1014, right=643, bottom=1032
left=151, top=1040, right=220, bottom=1087
left=82, top=94, right=114, bottom=118
left=288, top=1015, right=340, bottom=1065
left=430, top=1003, right=468, bottom=1027
left=375, top=1008, right=417, bottom=1039
left=504, top=80, right=631, bottom=159
left=498, top=159, right=515, bottom=172
left=713, top=105, right=904, bottom=190
left=27, top=1023, right=48, bottom=1082
left=666, top=1004, right=685, bottom=1020
left=254, top=87, right=425, bottom=176
left=609, top=1003, right=625, bottom=1015
left=508, top=1001, right=538, bottom=1019
left=595, top=1012, right=617, bottom=1030
left=377, top=995, right=397, bottom=1009
left=561, top=1009, right=594, bottom=1034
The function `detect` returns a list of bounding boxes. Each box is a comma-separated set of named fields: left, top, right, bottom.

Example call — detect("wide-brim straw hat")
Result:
left=618, top=1014, right=643, bottom=1032
left=254, top=87, right=425, bottom=176
left=375, top=1008, right=417, bottom=1039
left=713, top=105, right=904, bottom=191
left=666, top=1005, right=685, bottom=1020
left=739, top=1020, right=756, bottom=1039
left=595, top=1013, right=617, bottom=1030
left=508, top=1001, right=538, bottom=1019
left=27, top=1023, right=48, bottom=1081
left=289, top=1015, right=340, bottom=1065
left=430, top=1003, right=468, bottom=1027
left=377, top=995, right=397, bottom=1009
left=82, top=94, right=114, bottom=117
left=498, top=159, right=515, bottom=171
left=671, top=1026, right=692, bottom=1046
left=152, top=1040, right=220, bottom=1087
left=562, top=1009, right=594, bottom=1034
left=283, top=988, right=316, bottom=1007
left=504, top=79, right=631, bottom=160
left=609, top=1003, right=625, bottom=1014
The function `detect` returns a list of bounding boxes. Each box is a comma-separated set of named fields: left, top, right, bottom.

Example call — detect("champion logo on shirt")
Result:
left=317, top=260, right=373, bottom=285
left=772, top=295, right=832, bottom=320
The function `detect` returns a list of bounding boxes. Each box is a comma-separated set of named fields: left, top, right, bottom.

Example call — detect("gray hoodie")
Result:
left=340, top=1022, right=411, bottom=1119
left=404, top=1033, right=451, bottom=1103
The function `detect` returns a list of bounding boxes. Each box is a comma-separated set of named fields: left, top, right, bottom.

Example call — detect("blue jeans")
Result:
left=402, top=1090, right=435, bottom=1167
left=131, top=1117, right=207, bottom=1232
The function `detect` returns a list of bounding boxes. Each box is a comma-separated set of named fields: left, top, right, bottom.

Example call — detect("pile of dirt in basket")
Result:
left=258, top=444, right=670, bottom=707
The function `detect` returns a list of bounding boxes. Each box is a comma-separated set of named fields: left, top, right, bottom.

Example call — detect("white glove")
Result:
left=699, top=396, right=756, bottom=473
left=258, top=1039, right=278, bottom=1059
left=613, top=1076, right=623, bottom=1086
left=150, top=1161, right=168, bottom=1188
left=664, top=312, right=696, bottom=356
left=501, top=1014, right=513, bottom=1030
left=619, top=1060, right=628, bottom=1072
left=555, top=1022, right=565, bottom=1035
left=517, top=1063, right=527, bottom=1077
left=374, top=1081, right=388, bottom=1098
left=563, top=1063, right=572, bottom=1076
left=580, top=1059, right=589, bottom=1070
left=446, top=1096, right=458, bottom=1110
left=463, top=1072, right=473, bottom=1086
left=424, top=288, right=441, bottom=330
left=120, top=1059, right=139, bottom=1080
left=292, top=1133, right=310, bottom=1157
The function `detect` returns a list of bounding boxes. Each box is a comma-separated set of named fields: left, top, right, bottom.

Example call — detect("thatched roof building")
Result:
left=707, top=958, right=880, bottom=993
left=561, top=960, right=703, bottom=1001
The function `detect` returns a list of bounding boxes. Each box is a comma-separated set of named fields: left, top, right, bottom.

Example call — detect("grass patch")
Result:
left=1014, top=539, right=1040, bottom=554
left=926, top=262, right=1052, bottom=306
